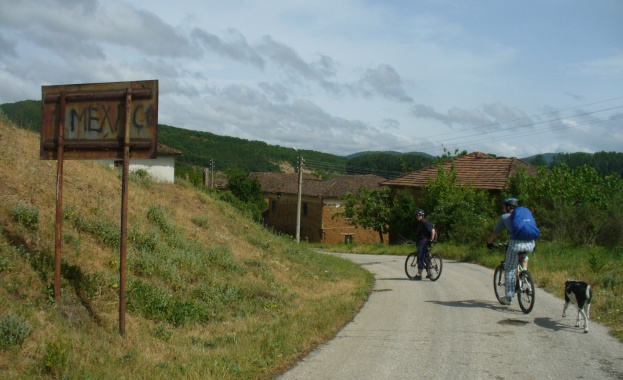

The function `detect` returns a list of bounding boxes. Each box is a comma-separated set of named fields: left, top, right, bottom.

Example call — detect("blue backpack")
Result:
left=511, top=206, right=540, bottom=240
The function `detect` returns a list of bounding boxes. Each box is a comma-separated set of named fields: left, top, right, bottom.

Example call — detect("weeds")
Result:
left=191, top=215, right=210, bottom=228
left=153, top=325, right=173, bottom=341
left=10, top=204, right=39, bottom=231
left=42, top=339, right=69, bottom=378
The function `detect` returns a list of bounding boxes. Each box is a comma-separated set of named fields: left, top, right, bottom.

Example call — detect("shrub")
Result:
left=0, top=314, right=32, bottom=349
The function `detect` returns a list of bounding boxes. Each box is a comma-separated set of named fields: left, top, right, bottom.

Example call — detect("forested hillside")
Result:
left=2, top=100, right=623, bottom=180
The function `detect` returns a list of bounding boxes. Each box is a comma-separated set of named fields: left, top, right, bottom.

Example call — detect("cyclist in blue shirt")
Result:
left=487, top=197, right=536, bottom=305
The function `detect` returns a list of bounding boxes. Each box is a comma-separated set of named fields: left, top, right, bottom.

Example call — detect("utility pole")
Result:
left=296, top=153, right=303, bottom=242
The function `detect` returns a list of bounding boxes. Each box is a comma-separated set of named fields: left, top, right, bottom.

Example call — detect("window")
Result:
left=271, top=200, right=277, bottom=213
left=303, top=202, right=308, bottom=217
left=345, top=235, right=353, bottom=244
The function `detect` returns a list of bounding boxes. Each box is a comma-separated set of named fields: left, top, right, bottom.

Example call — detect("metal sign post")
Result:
left=40, top=80, right=158, bottom=336
left=53, top=92, right=66, bottom=301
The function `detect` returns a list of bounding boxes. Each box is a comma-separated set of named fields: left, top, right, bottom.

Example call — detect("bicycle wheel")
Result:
left=404, top=252, right=419, bottom=279
left=517, top=270, right=535, bottom=314
left=427, top=254, right=443, bottom=281
left=493, top=264, right=506, bottom=304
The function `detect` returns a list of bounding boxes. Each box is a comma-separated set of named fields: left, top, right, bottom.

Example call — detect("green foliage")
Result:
left=127, top=168, right=153, bottom=188
left=529, top=154, right=548, bottom=167
left=337, top=187, right=392, bottom=243
left=550, top=151, right=623, bottom=178
left=434, top=148, right=468, bottom=165
left=159, top=124, right=347, bottom=174
left=419, top=164, right=492, bottom=244
left=191, top=215, right=210, bottom=228
left=0, top=314, right=32, bottom=349
left=10, top=204, right=40, bottom=231
left=0, top=100, right=41, bottom=132
left=147, top=204, right=175, bottom=234
left=153, top=325, right=173, bottom=341
left=227, top=169, right=262, bottom=201
left=42, top=339, right=69, bottom=378
left=389, top=189, right=418, bottom=242
left=214, top=170, right=267, bottom=221
left=345, top=152, right=433, bottom=178
left=127, top=279, right=201, bottom=326
left=509, top=164, right=623, bottom=246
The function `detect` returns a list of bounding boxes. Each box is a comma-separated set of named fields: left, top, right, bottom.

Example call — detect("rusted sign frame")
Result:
left=41, top=80, right=158, bottom=337
left=41, top=80, right=158, bottom=160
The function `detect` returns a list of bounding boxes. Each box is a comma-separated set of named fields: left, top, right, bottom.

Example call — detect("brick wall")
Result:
left=263, top=194, right=387, bottom=244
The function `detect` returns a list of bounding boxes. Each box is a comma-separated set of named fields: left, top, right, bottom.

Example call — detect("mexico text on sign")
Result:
left=40, top=80, right=158, bottom=160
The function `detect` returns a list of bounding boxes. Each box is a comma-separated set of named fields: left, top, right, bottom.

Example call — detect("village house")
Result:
left=381, top=151, right=538, bottom=243
left=381, top=151, right=538, bottom=196
left=100, top=143, right=183, bottom=183
left=250, top=173, right=388, bottom=244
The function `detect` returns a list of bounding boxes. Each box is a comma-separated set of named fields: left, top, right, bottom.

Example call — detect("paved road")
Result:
left=277, top=253, right=623, bottom=380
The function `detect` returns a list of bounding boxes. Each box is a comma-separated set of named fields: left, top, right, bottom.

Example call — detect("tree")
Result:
left=222, top=169, right=267, bottom=221
left=507, top=164, right=623, bottom=246
left=389, top=189, right=419, bottom=242
left=336, top=187, right=393, bottom=244
left=420, top=163, right=493, bottom=244
left=529, top=154, right=547, bottom=167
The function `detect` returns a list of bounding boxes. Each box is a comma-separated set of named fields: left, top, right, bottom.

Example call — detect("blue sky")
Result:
left=0, top=0, right=621, bottom=158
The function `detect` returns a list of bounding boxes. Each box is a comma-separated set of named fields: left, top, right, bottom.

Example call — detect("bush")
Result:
left=0, top=314, right=32, bottom=349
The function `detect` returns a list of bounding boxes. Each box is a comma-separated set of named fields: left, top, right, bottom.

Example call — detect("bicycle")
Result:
left=492, top=242, right=535, bottom=314
left=404, top=242, right=443, bottom=281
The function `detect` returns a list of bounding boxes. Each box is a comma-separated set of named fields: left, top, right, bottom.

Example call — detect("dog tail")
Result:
left=585, top=285, right=592, bottom=299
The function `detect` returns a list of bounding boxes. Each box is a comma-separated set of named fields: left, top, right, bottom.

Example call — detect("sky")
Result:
left=0, top=0, right=622, bottom=160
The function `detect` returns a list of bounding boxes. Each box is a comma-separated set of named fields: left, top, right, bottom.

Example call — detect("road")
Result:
left=277, top=253, right=623, bottom=380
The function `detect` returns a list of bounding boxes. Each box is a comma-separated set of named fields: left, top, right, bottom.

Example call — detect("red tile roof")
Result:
left=249, top=173, right=386, bottom=197
left=157, top=143, right=183, bottom=156
left=381, top=152, right=537, bottom=190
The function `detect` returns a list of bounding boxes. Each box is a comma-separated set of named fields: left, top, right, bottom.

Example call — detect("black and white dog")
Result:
left=562, top=280, right=592, bottom=333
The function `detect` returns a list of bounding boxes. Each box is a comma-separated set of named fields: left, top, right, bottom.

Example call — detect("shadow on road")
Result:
left=427, top=299, right=502, bottom=309
left=533, top=317, right=578, bottom=332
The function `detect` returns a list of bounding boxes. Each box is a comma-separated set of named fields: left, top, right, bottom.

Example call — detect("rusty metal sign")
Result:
left=41, top=79, right=158, bottom=336
left=40, top=80, right=158, bottom=160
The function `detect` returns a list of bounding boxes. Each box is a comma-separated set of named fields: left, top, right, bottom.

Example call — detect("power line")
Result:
left=361, top=98, right=623, bottom=153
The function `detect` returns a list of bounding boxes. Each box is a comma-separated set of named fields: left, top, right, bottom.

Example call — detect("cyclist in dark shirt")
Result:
left=415, top=209, right=436, bottom=280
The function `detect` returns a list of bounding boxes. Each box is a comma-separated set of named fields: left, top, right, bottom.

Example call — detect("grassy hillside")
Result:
left=0, top=113, right=373, bottom=379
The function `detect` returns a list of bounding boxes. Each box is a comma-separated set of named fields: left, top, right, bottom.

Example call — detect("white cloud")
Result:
left=0, top=0, right=621, bottom=158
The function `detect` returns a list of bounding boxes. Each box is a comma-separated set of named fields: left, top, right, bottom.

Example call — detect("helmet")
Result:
left=502, top=197, right=519, bottom=207
left=415, top=209, right=425, bottom=216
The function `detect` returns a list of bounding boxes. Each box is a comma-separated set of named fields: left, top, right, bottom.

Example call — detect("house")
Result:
left=100, top=143, right=183, bottom=183
left=381, top=151, right=538, bottom=196
left=250, top=173, right=388, bottom=244
left=381, top=152, right=538, bottom=243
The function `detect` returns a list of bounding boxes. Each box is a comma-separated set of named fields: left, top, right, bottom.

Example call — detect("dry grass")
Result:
left=0, top=115, right=374, bottom=379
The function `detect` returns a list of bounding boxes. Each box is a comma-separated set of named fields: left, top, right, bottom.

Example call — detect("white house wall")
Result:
left=99, top=157, right=176, bottom=183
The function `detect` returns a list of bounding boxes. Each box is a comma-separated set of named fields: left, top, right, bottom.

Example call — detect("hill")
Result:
left=521, top=153, right=557, bottom=164
left=345, top=150, right=434, bottom=159
left=0, top=114, right=373, bottom=379
left=2, top=100, right=623, bottom=179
